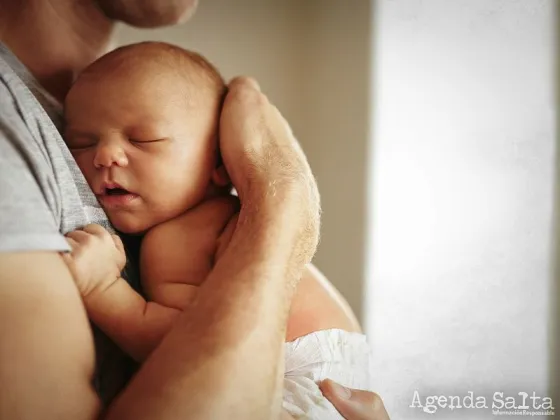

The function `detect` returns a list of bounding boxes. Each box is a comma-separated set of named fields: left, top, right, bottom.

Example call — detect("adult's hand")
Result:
left=219, top=77, right=318, bottom=201
left=219, top=75, right=321, bottom=278
left=320, top=379, right=390, bottom=420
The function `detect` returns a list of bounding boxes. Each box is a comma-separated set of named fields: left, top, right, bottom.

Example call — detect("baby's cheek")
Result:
left=73, top=152, right=96, bottom=184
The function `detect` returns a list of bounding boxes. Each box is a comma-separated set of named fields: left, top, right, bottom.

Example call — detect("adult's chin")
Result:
left=95, top=0, right=199, bottom=28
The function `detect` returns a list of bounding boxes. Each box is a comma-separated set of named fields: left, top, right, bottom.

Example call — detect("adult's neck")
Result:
left=0, top=0, right=115, bottom=101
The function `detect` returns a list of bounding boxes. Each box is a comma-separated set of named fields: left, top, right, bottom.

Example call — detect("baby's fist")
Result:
left=62, top=224, right=126, bottom=298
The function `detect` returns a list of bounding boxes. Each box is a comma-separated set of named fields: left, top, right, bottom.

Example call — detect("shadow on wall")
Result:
left=550, top=0, right=559, bottom=406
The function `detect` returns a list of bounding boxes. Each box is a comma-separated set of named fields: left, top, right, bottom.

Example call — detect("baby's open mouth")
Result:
left=98, top=186, right=139, bottom=208
left=105, top=187, right=130, bottom=196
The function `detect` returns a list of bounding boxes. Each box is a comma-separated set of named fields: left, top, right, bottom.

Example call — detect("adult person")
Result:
left=0, top=1, right=390, bottom=419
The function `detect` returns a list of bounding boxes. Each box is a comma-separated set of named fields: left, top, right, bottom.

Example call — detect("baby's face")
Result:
left=65, top=69, right=220, bottom=234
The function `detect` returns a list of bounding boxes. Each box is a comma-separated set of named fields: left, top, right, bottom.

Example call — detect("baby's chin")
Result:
left=107, top=213, right=154, bottom=236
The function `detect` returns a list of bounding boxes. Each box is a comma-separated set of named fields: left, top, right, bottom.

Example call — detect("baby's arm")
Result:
left=63, top=224, right=182, bottom=362
left=65, top=197, right=239, bottom=363
left=140, top=195, right=240, bottom=308
left=83, top=279, right=182, bottom=362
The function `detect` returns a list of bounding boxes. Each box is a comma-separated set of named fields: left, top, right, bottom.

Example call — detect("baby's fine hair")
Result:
left=75, top=41, right=227, bottom=102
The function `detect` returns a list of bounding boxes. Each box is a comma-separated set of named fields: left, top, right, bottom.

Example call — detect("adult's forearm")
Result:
left=104, top=195, right=319, bottom=420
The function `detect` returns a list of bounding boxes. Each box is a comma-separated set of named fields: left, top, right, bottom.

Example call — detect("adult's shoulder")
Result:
left=0, top=49, right=64, bottom=136
left=0, top=67, right=48, bottom=150
left=0, top=69, right=68, bottom=253
left=0, top=53, right=31, bottom=111
left=0, top=75, right=24, bottom=119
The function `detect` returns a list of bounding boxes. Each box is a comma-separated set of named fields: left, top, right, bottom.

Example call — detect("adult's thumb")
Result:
left=319, top=379, right=390, bottom=420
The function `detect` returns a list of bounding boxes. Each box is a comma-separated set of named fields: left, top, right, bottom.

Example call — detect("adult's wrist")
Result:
left=239, top=178, right=321, bottom=268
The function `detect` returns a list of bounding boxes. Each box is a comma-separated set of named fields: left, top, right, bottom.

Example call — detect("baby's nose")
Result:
left=93, top=143, right=128, bottom=168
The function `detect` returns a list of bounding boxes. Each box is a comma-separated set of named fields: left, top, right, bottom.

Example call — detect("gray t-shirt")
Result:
left=0, top=42, right=135, bottom=403
left=0, top=43, right=110, bottom=246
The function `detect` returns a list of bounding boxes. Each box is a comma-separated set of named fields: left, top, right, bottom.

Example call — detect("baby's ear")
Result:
left=212, top=164, right=230, bottom=187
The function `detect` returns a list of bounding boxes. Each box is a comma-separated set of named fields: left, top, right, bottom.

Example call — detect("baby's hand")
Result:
left=62, top=224, right=126, bottom=298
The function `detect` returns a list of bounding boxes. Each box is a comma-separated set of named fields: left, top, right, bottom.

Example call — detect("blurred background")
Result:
left=116, top=0, right=557, bottom=418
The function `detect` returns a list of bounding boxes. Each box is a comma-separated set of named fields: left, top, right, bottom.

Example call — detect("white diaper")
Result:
left=282, top=329, right=372, bottom=420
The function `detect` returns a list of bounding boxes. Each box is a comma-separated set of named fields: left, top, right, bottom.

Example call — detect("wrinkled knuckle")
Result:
left=99, top=229, right=112, bottom=242
left=85, top=223, right=105, bottom=237
left=82, top=233, right=94, bottom=245
left=60, top=252, right=73, bottom=264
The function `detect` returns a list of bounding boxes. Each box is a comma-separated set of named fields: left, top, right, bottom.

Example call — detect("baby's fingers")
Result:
left=65, top=229, right=91, bottom=243
left=82, top=224, right=111, bottom=239
left=59, top=246, right=78, bottom=279
left=60, top=250, right=73, bottom=266
left=65, top=236, right=79, bottom=251
left=111, top=234, right=124, bottom=254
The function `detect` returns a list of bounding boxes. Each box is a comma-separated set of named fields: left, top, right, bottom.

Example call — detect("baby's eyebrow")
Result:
left=126, top=123, right=165, bottom=136
left=64, top=128, right=97, bottom=140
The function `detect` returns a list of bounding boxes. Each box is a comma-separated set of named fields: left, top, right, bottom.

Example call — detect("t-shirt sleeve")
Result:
left=0, top=84, right=69, bottom=252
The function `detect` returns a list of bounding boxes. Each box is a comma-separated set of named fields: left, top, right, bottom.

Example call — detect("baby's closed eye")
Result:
left=129, top=137, right=168, bottom=144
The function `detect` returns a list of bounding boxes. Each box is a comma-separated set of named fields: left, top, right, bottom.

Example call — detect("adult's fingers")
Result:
left=320, top=379, right=390, bottom=420
left=228, top=76, right=261, bottom=92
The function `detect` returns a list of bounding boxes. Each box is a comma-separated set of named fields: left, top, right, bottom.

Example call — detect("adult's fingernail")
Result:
left=241, top=77, right=260, bottom=91
left=330, top=381, right=352, bottom=400
left=230, top=76, right=260, bottom=91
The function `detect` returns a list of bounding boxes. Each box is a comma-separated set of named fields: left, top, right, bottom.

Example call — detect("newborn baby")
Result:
left=63, top=41, right=372, bottom=419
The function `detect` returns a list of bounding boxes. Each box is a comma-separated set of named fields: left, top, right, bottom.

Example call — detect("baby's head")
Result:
left=64, top=42, right=228, bottom=234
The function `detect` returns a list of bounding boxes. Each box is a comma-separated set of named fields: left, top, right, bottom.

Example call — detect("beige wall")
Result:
left=116, top=0, right=373, bottom=320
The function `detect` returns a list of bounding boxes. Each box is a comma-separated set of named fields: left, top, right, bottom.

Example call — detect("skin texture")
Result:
left=0, top=1, right=389, bottom=419
left=65, top=45, right=225, bottom=233
left=95, top=0, right=200, bottom=28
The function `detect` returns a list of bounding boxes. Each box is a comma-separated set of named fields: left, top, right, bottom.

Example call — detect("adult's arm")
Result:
left=103, top=77, right=321, bottom=420
left=0, top=253, right=389, bottom=420
left=0, top=252, right=100, bottom=420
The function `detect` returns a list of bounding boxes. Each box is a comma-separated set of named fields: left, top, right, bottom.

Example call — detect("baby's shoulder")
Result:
left=196, top=194, right=240, bottom=216
left=192, top=194, right=239, bottom=227
left=142, top=195, right=239, bottom=261
left=172, top=194, right=239, bottom=236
